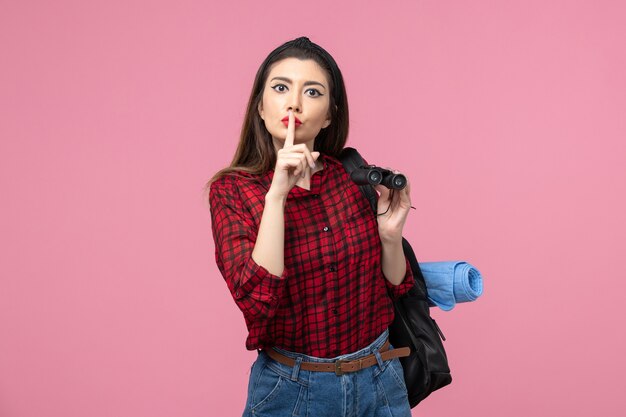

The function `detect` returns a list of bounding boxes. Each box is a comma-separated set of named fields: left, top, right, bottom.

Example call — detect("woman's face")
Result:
left=258, top=57, right=331, bottom=150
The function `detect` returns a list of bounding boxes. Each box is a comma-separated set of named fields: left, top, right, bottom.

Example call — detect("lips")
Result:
left=281, top=116, right=302, bottom=126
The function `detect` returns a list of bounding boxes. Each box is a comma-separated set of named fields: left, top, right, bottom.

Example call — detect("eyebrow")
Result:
left=269, top=76, right=327, bottom=91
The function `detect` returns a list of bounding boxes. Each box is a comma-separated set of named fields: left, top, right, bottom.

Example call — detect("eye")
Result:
left=306, top=88, right=324, bottom=98
left=271, top=84, right=287, bottom=92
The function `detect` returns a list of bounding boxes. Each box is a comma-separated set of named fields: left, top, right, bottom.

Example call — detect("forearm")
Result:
left=381, top=239, right=407, bottom=286
left=251, top=190, right=288, bottom=276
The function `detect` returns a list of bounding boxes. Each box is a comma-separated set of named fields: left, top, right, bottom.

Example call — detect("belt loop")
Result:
left=291, top=356, right=303, bottom=381
left=373, top=349, right=384, bottom=371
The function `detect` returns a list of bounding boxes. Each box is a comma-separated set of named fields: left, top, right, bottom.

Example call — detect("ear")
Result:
left=322, top=105, right=335, bottom=129
left=258, top=102, right=264, bottom=120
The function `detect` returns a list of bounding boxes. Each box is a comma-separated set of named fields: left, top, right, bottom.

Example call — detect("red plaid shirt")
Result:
left=209, top=153, right=414, bottom=358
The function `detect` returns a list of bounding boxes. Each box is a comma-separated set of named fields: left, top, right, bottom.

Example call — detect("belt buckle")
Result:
left=334, top=360, right=345, bottom=376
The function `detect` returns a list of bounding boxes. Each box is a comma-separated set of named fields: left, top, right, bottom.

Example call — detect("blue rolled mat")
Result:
left=419, top=261, right=484, bottom=311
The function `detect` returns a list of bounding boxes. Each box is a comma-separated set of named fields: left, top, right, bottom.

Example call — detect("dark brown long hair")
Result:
left=204, top=37, right=350, bottom=195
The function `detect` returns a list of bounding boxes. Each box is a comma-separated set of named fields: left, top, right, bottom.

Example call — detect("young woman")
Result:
left=207, top=37, right=415, bottom=417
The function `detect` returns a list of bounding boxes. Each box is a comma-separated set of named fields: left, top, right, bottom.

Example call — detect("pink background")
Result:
left=1, top=0, right=625, bottom=416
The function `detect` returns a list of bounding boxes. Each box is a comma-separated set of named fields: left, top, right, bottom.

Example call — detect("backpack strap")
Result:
left=338, top=147, right=378, bottom=212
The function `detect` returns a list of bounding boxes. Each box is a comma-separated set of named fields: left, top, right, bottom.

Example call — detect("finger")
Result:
left=311, top=151, right=320, bottom=170
left=386, top=189, right=405, bottom=215
left=284, top=110, right=295, bottom=148
left=287, top=151, right=313, bottom=177
left=374, top=183, right=390, bottom=201
left=392, top=190, right=402, bottom=211
left=280, top=152, right=311, bottom=172
left=404, top=179, right=411, bottom=203
left=281, top=156, right=304, bottom=177
left=286, top=155, right=307, bottom=178
left=291, top=144, right=316, bottom=168
left=397, top=189, right=411, bottom=209
left=301, top=156, right=308, bottom=178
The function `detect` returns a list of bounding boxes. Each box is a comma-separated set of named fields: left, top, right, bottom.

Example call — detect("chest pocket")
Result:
left=344, top=195, right=380, bottom=264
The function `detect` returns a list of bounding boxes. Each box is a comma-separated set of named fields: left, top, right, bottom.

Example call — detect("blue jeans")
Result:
left=242, top=329, right=411, bottom=417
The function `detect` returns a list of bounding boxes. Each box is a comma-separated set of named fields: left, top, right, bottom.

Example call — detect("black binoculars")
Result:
left=350, top=165, right=407, bottom=190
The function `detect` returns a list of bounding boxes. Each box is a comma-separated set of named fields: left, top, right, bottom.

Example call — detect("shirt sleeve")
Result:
left=385, top=256, right=415, bottom=300
left=209, top=175, right=288, bottom=331
left=360, top=155, right=415, bottom=300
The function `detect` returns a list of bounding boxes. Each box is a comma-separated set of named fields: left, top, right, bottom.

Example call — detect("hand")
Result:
left=373, top=170, right=412, bottom=244
left=268, top=110, right=320, bottom=199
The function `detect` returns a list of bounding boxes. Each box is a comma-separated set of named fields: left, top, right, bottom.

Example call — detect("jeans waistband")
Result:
left=272, top=329, right=389, bottom=363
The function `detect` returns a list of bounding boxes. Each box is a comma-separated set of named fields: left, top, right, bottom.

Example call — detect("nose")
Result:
left=287, top=90, right=302, bottom=113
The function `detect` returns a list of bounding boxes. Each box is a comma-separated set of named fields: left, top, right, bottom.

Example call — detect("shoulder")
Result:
left=209, top=172, right=245, bottom=203
left=323, top=150, right=371, bottom=173
left=210, top=170, right=262, bottom=191
left=320, top=153, right=347, bottom=176
left=209, top=170, right=269, bottom=207
left=209, top=173, right=237, bottom=200
left=322, top=153, right=343, bottom=167
left=323, top=154, right=353, bottom=185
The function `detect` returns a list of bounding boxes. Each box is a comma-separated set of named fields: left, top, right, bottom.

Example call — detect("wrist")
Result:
left=379, top=235, right=403, bottom=247
left=265, top=189, right=288, bottom=205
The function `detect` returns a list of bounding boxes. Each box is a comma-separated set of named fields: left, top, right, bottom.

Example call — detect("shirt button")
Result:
left=331, top=308, right=338, bottom=315
left=329, top=265, right=336, bottom=272
left=312, top=194, right=320, bottom=197
left=323, top=226, right=329, bottom=232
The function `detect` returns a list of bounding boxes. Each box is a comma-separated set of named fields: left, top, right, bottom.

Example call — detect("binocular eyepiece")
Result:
left=350, top=165, right=407, bottom=190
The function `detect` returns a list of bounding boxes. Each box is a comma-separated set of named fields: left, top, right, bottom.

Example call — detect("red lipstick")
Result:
left=281, top=116, right=302, bottom=126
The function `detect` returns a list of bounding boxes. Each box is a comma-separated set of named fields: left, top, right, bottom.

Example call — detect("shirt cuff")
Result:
left=234, top=255, right=288, bottom=309
left=385, top=257, right=415, bottom=300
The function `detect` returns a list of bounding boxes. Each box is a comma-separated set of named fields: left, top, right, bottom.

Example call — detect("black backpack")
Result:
left=339, top=147, right=452, bottom=408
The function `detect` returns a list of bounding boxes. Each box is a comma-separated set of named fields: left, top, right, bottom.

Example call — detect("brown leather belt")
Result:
left=265, top=340, right=411, bottom=376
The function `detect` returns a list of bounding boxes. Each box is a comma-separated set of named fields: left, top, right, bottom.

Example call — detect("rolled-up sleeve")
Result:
left=385, top=256, right=415, bottom=300
left=209, top=176, right=287, bottom=332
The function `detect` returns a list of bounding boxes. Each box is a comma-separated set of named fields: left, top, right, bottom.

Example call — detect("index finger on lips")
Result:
left=284, top=110, right=295, bottom=148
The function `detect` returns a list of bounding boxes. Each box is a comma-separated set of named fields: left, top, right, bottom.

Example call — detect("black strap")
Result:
left=338, top=147, right=378, bottom=213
